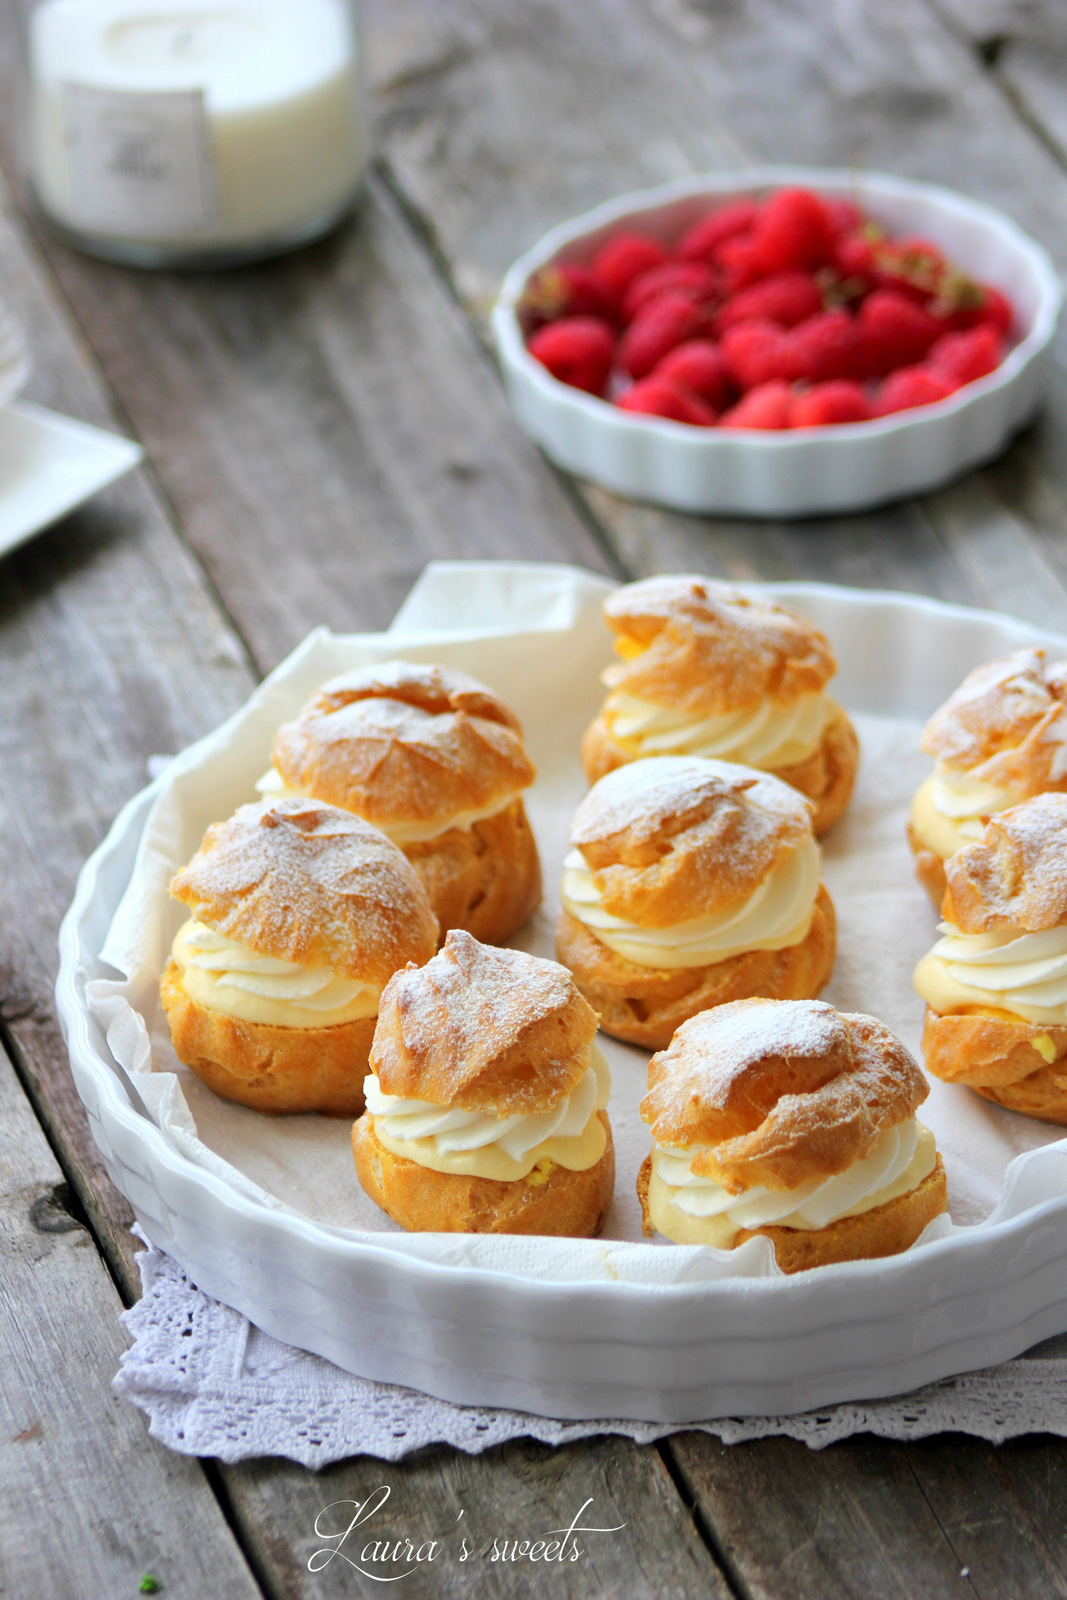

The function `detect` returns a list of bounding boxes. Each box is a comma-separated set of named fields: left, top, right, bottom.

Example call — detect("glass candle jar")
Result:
left=21, top=0, right=367, bottom=268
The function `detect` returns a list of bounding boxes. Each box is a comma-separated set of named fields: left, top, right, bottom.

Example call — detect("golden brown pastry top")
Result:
left=169, top=798, right=438, bottom=985
left=600, top=575, right=836, bottom=714
left=941, top=792, right=1067, bottom=933
left=272, top=660, right=536, bottom=827
left=370, top=929, right=598, bottom=1115
left=569, top=756, right=815, bottom=928
left=921, top=648, right=1067, bottom=795
left=641, top=998, right=927, bottom=1194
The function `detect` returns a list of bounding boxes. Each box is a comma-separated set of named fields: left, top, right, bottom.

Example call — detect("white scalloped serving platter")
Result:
left=56, top=564, right=1067, bottom=1422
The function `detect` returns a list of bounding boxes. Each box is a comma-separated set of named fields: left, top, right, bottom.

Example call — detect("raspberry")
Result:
left=619, top=376, right=716, bottom=425
left=590, top=233, right=668, bottom=305
left=720, top=319, right=797, bottom=390
left=751, top=187, right=836, bottom=273
left=928, top=325, right=1003, bottom=386
left=622, top=261, right=719, bottom=321
left=790, top=381, right=873, bottom=427
left=976, top=285, right=1013, bottom=335
left=652, top=340, right=732, bottom=408
left=519, top=263, right=616, bottom=327
left=824, top=198, right=865, bottom=233
left=936, top=282, right=1014, bottom=336
left=714, top=271, right=822, bottom=333
left=872, top=365, right=957, bottom=416
left=716, top=233, right=764, bottom=293
left=787, top=309, right=862, bottom=382
left=833, top=232, right=877, bottom=279
left=678, top=200, right=760, bottom=263
left=527, top=316, right=615, bottom=395
left=719, top=381, right=792, bottom=429
left=876, top=235, right=944, bottom=289
left=620, top=293, right=713, bottom=378
left=857, top=290, right=943, bottom=377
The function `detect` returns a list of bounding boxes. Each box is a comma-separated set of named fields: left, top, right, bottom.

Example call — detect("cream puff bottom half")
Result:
left=645, top=1124, right=938, bottom=1249
left=352, top=1113, right=615, bottom=1237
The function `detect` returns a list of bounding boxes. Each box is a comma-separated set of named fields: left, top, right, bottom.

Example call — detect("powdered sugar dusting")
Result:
left=923, top=649, right=1067, bottom=794
left=572, top=756, right=808, bottom=849
left=945, top=792, right=1067, bottom=933
left=666, top=998, right=846, bottom=1086
left=373, top=929, right=596, bottom=1112
left=169, top=799, right=438, bottom=984
left=273, top=663, right=534, bottom=823
left=310, top=659, right=521, bottom=732
left=603, top=575, right=835, bottom=714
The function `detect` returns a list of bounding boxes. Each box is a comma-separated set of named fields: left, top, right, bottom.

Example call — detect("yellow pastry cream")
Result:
left=914, top=920, right=1067, bottom=1027
left=362, top=1045, right=612, bottom=1181
left=171, top=918, right=380, bottom=1028
left=909, top=767, right=1020, bottom=861
left=560, top=835, right=821, bottom=970
left=647, top=1120, right=937, bottom=1249
left=254, top=767, right=522, bottom=844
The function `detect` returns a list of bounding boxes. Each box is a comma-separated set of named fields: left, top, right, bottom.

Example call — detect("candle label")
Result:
left=60, top=83, right=218, bottom=238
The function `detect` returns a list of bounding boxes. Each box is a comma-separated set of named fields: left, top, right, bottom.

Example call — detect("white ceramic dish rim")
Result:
left=56, top=579, right=1067, bottom=1317
left=492, top=166, right=1063, bottom=445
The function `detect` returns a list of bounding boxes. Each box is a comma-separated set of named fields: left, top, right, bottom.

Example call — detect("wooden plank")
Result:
left=0, top=1039, right=263, bottom=1600
left=929, top=0, right=1067, bottom=152
left=366, top=0, right=1067, bottom=617
left=666, top=1429, right=1067, bottom=1600
left=222, top=1435, right=731, bottom=1600
left=0, top=161, right=258, bottom=1291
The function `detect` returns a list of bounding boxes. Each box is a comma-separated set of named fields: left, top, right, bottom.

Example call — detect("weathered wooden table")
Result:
left=5, top=2, right=1067, bottom=1595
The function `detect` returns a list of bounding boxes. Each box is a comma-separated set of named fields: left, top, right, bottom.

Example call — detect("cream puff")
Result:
left=556, top=755, right=836, bottom=1050
left=908, top=648, right=1067, bottom=907
left=637, top=998, right=947, bottom=1273
left=161, top=798, right=439, bottom=1116
left=352, top=929, right=614, bottom=1235
left=260, top=660, right=541, bottom=945
left=581, top=575, right=858, bottom=835
left=914, top=793, right=1067, bottom=1124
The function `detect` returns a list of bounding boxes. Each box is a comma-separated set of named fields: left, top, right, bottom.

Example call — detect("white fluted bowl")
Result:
left=55, top=566, right=1067, bottom=1423
left=492, top=168, right=1062, bottom=517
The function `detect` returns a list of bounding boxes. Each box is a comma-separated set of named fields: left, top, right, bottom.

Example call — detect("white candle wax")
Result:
left=29, top=0, right=366, bottom=254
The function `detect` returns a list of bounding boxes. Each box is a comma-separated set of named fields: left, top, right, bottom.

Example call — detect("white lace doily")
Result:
left=113, top=1236, right=1067, bottom=1466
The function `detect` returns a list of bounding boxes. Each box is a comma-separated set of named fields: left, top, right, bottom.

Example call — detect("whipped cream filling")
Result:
left=172, top=918, right=379, bottom=1028
left=255, top=767, right=519, bottom=845
left=914, top=920, right=1067, bottom=1024
left=603, top=689, right=832, bottom=770
left=560, top=837, right=821, bottom=970
left=910, top=773, right=1009, bottom=862
left=649, top=1120, right=936, bottom=1247
left=364, top=1046, right=611, bottom=1180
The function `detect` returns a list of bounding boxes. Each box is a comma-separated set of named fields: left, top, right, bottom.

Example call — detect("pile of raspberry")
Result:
left=521, top=187, right=1013, bottom=429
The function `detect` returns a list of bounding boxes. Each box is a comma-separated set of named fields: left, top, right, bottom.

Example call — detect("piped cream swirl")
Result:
left=255, top=767, right=520, bottom=845
left=647, top=1120, right=935, bottom=1248
left=914, top=920, right=1067, bottom=1025
left=172, top=918, right=379, bottom=1028
left=910, top=767, right=1019, bottom=858
left=560, top=837, right=821, bottom=969
left=603, top=690, right=832, bottom=769
left=364, top=1047, right=611, bottom=1180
